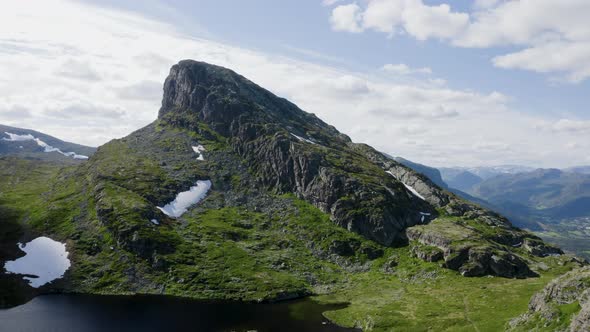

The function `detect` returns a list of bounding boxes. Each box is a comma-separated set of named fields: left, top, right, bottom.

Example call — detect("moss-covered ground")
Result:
left=315, top=251, right=577, bottom=331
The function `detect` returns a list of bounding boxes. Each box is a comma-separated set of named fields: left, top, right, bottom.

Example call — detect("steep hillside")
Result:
left=0, top=60, right=583, bottom=330
left=392, top=156, right=448, bottom=189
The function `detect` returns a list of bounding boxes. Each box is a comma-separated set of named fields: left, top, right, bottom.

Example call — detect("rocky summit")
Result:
left=152, top=60, right=559, bottom=277
left=0, top=60, right=586, bottom=330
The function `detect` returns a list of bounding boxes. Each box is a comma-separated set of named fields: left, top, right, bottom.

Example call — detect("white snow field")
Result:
left=4, top=237, right=71, bottom=288
left=157, top=180, right=212, bottom=218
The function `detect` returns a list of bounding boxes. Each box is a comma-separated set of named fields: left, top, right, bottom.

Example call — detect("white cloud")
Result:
left=0, top=0, right=587, bottom=167
left=492, top=41, right=590, bottom=83
left=281, top=44, right=349, bottom=64
left=454, top=0, right=590, bottom=47
left=428, top=78, right=447, bottom=86
left=0, top=105, right=32, bottom=119
left=116, top=81, right=163, bottom=100
left=473, top=0, right=501, bottom=10
left=401, top=2, right=469, bottom=40
left=361, top=0, right=405, bottom=33
left=331, top=0, right=590, bottom=83
left=537, top=119, right=590, bottom=134
left=45, top=103, right=126, bottom=120
left=322, top=0, right=344, bottom=6
left=55, top=59, right=101, bottom=81
left=329, top=3, right=362, bottom=33
left=382, top=63, right=432, bottom=75
left=330, top=0, right=468, bottom=40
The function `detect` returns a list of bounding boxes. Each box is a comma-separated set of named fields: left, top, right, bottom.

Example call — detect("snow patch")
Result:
left=290, top=133, right=316, bottom=145
left=385, top=171, right=426, bottom=201
left=403, top=183, right=426, bottom=200
left=2, top=132, right=35, bottom=141
left=419, top=212, right=431, bottom=223
left=3, top=132, right=89, bottom=160
left=384, top=186, right=396, bottom=197
left=150, top=219, right=159, bottom=225
left=157, top=180, right=212, bottom=218
left=3, top=237, right=71, bottom=288
left=192, top=145, right=206, bottom=161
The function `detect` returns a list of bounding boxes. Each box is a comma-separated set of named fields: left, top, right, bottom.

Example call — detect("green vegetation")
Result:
left=0, top=154, right=580, bottom=330
left=317, top=253, right=578, bottom=331
left=0, top=130, right=582, bottom=330
left=510, top=301, right=582, bottom=332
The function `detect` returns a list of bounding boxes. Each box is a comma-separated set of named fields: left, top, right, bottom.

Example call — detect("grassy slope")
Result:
left=510, top=301, right=583, bottom=332
left=0, top=133, right=582, bottom=331
left=316, top=253, right=576, bottom=331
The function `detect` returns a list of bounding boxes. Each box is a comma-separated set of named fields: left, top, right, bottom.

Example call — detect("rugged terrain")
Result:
left=0, top=60, right=587, bottom=330
left=510, top=266, right=590, bottom=331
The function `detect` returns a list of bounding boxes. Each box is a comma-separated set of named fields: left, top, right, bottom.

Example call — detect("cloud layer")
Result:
left=329, top=0, right=590, bottom=83
left=0, top=0, right=588, bottom=167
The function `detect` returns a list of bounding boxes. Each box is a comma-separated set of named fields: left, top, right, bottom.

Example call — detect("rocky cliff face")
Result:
left=157, top=60, right=436, bottom=246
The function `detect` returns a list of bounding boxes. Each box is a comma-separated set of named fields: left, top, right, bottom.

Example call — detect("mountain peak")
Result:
left=158, top=60, right=347, bottom=141
left=158, top=60, right=250, bottom=128
left=36, top=59, right=558, bottom=281
left=160, top=60, right=247, bottom=110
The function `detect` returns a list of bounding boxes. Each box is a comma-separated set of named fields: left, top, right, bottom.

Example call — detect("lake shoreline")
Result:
left=0, top=293, right=359, bottom=332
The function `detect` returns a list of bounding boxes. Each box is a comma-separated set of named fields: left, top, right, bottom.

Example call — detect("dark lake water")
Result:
left=0, top=294, right=356, bottom=332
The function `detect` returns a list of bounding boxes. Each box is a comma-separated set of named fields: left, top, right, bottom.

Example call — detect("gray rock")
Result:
left=510, top=266, right=590, bottom=331
left=157, top=60, right=435, bottom=247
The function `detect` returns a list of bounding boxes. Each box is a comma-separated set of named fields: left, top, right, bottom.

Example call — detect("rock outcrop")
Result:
left=406, top=220, right=540, bottom=278
left=510, top=266, right=590, bottom=331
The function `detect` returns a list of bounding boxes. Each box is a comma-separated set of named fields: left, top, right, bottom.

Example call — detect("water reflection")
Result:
left=0, top=294, right=357, bottom=332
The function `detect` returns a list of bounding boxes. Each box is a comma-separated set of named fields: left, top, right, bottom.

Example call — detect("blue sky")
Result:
left=1, top=0, right=589, bottom=167
left=93, top=0, right=589, bottom=115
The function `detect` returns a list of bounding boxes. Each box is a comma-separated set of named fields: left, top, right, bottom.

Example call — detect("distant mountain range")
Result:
left=438, top=165, right=590, bottom=223
left=471, top=168, right=590, bottom=216
left=0, top=124, right=96, bottom=163
left=397, top=159, right=590, bottom=259
left=564, top=165, right=590, bottom=175
left=439, top=165, right=535, bottom=192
